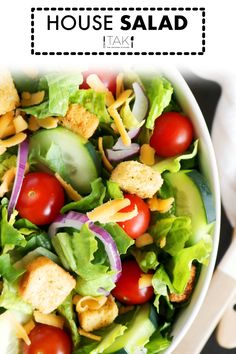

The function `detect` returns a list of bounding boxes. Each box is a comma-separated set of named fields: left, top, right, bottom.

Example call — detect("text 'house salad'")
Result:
left=0, top=69, right=215, bottom=354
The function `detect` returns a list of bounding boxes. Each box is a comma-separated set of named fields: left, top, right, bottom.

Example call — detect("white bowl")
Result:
left=160, top=68, right=221, bottom=353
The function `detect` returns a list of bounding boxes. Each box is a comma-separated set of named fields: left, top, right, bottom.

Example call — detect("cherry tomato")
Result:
left=150, top=112, right=194, bottom=157
left=112, top=259, right=154, bottom=305
left=22, top=324, right=72, bottom=354
left=118, top=194, right=150, bottom=239
left=16, top=172, right=65, bottom=225
left=80, top=70, right=117, bottom=95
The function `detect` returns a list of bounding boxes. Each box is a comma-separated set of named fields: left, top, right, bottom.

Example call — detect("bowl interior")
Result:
left=161, top=68, right=221, bottom=353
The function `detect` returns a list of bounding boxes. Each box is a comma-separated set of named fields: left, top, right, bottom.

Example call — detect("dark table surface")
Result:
left=184, top=73, right=235, bottom=354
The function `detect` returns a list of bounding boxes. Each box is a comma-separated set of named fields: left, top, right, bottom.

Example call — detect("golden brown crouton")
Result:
left=0, top=70, right=19, bottom=115
left=169, top=265, right=197, bottom=303
left=78, top=295, right=118, bottom=332
left=110, top=161, right=163, bottom=199
left=19, top=257, right=76, bottom=314
left=59, top=103, right=99, bottom=139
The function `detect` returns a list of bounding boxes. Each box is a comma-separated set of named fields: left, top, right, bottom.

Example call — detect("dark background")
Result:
left=183, top=73, right=235, bottom=354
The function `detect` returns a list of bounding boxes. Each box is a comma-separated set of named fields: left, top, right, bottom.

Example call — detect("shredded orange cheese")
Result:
left=0, top=111, right=14, bottom=138
left=2, top=311, right=31, bottom=345
left=135, top=233, right=154, bottom=248
left=0, top=132, right=27, bottom=148
left=13, top=115, right=28, bottom=133
left=21, top=91, right=45, bottom=107
left=116, top=73, right=124, bottom=99
left=0, top=167, right=16, bottom=197
left=78, top=328, right=102, bottom=341
left=74, top=295, right=107, bottom=313
left=147, top=196, right=174, bottom=213
left=33, top=311, right=65, bottom=329
left=140, top=144, right=156, bottom=166
left=138, top=274, right=153, bottom=289
left=108, top=90, right=133, bottom=146
left=107, top=206, right=138, bottom=222
left=98, top=137, right=113, bottom=172
left=55, top=173, right=81, bottom=201
left=23, top=319, right=36, bottom=335
left=87, top=198, right=131, bottom=223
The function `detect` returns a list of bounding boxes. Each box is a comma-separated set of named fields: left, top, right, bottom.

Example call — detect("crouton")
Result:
left=19, top=257, right=76, bottom=314
left=169, top=265, right=197, bottom=303
left=110, top=161, right=163, bottom=199
left=0, top=70, right=19, bottom=115
left=59, top=103, right=99, bottom=139
left=78, top=295, right=118, bottom=332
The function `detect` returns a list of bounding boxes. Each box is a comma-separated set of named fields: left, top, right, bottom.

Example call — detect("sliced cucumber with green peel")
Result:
left=104, top=304, right=158, bottom=354
left=164, top=170, right=215, bottom=244
left=29, top=127, right=101, bottom=194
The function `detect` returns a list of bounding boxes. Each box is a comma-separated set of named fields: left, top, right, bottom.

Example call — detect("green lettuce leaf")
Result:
left=145, top=329, right=171, bottom=353
left=150, top=216, right=192, bottom=256
left=70, top=89, right=111, bottom=123
left=169, top=235, right=212, bottom=294
left=153, top=140, right=199, bottom=174
left=0, top=207, right=26, bottom=251
left=91, top=324, right=127, bottom=354
left=22, top=72, right=83, bottom=118
left=0, top=254, right=24, bottom=282
left=0, top=154, right=16, bottom=180
left=58, top=294, right=80, bottom=348
left=106, top=181, right=124, bottom=200
left=102, top=223, right=134, bottom=255
left=132, top=250, right=159, bottom=273
left=120, top=95, right=143, bottom=129
left=52, top=224, right=115, bottom=295
left=144, top=77, right=173, bottom=129
left=0, top=280, right=32, bottom=314
left=61, top=178, right=106, bottom=214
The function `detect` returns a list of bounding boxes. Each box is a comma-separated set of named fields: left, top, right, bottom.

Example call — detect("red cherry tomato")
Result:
left=150, top=112, right=194, bottom=157
left=22, top=324, right=72, bottom=354
left=112, top=259, right=154, bottom=305
left=118, top=194, right=150, bottom=239
left=80, top=70, right=117, bottom=95
left=16, top=172, right=65, bottom=225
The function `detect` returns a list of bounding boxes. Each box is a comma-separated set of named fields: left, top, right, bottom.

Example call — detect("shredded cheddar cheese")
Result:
left=98, top=137, right=113, bottom=172
left=33, top=311, right=65, bottom=329
left=21, top=91, right=45, bottom=107
left=87, top=198, right=131, bottom=223
left=2, top=311, right=31, bottom=345
left=140, top=144, right=156, bottom=166
left=23, top=319, right=36, bottom=335
left=74, top=295, right=107, bottom=313
left=78, top=328, right=102, bottom=341
left=108, top=90, right=133, bottom=146
left=55, top=173, right=81, bottom=201
left=107, top=206, right=138, bottom=222
left=147, top=196, right=174, bottom=213
left=0, top=132, right=27, bottom=148
left=116, top=73, right=124, bottom=99
left=0, top=167, right=16, bottom=197
left=13, top=115, right=28, bottom=133
left=135, top=233, right=154, bottom=248
left=138, top=274, right=153, bottom=289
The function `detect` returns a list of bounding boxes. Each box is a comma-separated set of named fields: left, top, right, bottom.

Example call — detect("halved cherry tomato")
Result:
left=112, top=259, right=154, bottom=305
left=150, top=112, right=194, bottom=157
left=80, top=70, right=117, bottom=95
left=118, top=194, right=150, bottom=239
left=16, top=172, right=64, bottom=225
left=22, top=324, right=72, bottom=354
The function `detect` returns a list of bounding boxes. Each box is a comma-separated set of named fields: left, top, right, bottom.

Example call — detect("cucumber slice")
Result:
left=104, top=304, right=158, bottom=354
left=164, top=170, right=215, bottom=244
left=29, top=127, right=101, bottom=194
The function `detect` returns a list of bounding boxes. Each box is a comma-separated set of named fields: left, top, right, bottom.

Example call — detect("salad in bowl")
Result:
left=0, top=68, right=218, bottom=354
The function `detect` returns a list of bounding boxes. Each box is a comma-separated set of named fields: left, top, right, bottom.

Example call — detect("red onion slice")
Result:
left=113, top=127, right=140, bottom=151
left=48, top=211, right=122, bottom=283
left=8, top=139, right=29, bottom=218
left=132, top=82, right=149, bottom=122
left=106, top=144, right=140, bottom=162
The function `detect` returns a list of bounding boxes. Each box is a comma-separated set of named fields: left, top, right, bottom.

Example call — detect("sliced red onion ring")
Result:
left=132, top=82, right=149, bottom=122
left=8, top=139, right=29, bottom=218
left=106, top=143, right=140, bottom=162
left=48, top=211, right=122, bottom=283
left=113, top=127, right=140, bottom=151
